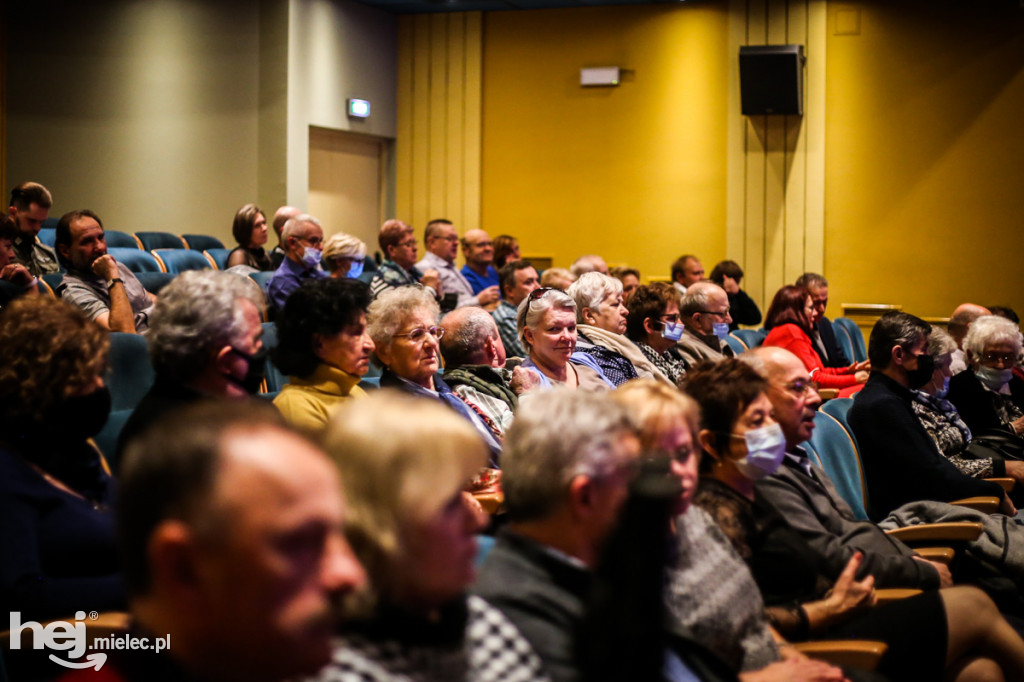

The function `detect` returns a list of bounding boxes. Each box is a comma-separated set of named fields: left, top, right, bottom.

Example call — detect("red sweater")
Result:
left=763, top=324, right=860, bottom=390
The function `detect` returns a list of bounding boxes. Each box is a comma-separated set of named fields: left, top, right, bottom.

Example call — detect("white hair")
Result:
left=926, top=327, right=958, bottom=357
left=516, top=288, right=576, bottom=350
left=567, top=272, right=622, bottom=324
left=281, top=214, right=322, bottom=242
left=366, top=286, right=440, bottom=355
left=964, top=315, right=1022, bottom=362
left=322, top=232, right=367, bottom=272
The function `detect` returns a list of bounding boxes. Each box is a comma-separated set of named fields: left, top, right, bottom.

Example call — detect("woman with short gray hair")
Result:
left=568, top=272, right=672, bottom=387
left=516, top=287, right=612, bottom=391
left=948, top=315, right=1024, bottom=441
left=321, top=232, right=368, bottom=279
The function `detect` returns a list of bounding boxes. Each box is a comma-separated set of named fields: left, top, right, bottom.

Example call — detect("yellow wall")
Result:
left=480, top=5, right=730, bottom=277
left=824, top=2, right=1024, bottom=320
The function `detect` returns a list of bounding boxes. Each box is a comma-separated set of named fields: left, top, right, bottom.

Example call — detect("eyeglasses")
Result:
left=468, top=241, right=493, bottom=248
left=776, top=378, right=818, bottom=397
left=698, top=309, right=730, bottom=318
left=396, top=240, right=417, bottom=249
left=300, top=236, right=323, bottom=247
left=981, top=351, right=1018, bottom=365
left=393, top=326, right=445, bottom=343
left=660, top=313, right=682, bottom=323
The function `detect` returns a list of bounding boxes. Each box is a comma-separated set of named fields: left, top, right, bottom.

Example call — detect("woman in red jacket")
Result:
left=763, top=285, right=868, bottom=396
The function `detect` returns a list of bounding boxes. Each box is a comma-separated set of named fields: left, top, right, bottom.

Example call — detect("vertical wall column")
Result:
left=396, top=12, right=483, bottom=235
left=726, top=0, right=826, bottom=311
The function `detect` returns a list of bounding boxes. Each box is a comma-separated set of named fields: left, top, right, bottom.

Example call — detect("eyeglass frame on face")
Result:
left=697, top=309, right=730, bottom=318
left=775, top=377, right=819, bottom=397
left=395, top=239, right=417, bottom=249
left=393, top=325, right=445, bottom=343
left=980, top=351, right=1019, bottom=366
left=660, top=313, right=682, bottom=324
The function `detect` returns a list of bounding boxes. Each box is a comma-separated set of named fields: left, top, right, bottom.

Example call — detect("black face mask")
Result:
left=43, top=386, right=112, bottom=442
left=905, top=351, right=935, bottom=390
left=225, top=346, right=268, bottom=394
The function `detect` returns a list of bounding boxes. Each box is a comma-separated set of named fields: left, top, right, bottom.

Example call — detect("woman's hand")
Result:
left=804, top=552, right=877, bottom=629
left=853, top=370, right=870, bottom=384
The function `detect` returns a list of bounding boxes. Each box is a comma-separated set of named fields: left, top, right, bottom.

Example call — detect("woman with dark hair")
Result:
left=708, top=260, right=761, bottom=331
left=492, top=234, right=520, bottom=269
left=0, top=297, right=124, bottom=621
left=684, top=359, right=1024, bottom=682
left=763, top=285, right=867, bottom=395
left=226, top=203, right=273, bottom=270
left=272, top=278, right=375, bottom=430
left=625, top=282, right=689, bottom=385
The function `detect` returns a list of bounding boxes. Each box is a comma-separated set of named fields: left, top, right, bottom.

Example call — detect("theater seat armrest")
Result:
left=884, top=521, right=983, bottom=543
left=913, top=547, right=955, bottom=564
left=950, top=496, right=1000, bottom=513
left=874, top=588, right=922, bottom=605
left=986, top=477, right=1015, bottom=493
left=791, top=641, right=888, bottom=671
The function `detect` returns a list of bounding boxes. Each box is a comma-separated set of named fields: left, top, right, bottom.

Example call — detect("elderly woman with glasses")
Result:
left=624, top=283, right=689, bottom=385
left=948, top=315, right=1024, bottom=439
left=763, top=285, right=868, bottom=396
left=567, top=272, right=672, bottom=387
left=515, top=287, right=612, bottom=391
left=368, top=287, right=502, bottom=464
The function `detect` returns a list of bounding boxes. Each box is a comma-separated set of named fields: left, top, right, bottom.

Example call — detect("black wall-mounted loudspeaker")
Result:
left=739, top=45, right=804, bottom=116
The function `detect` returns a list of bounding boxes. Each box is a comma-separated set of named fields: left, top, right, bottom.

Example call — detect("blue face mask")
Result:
left=660, top=321, right=684, bottom=342
left=300, top=247, right=322, bottom=269
left=347, top=259, right=364, bottom=279
left=713, top=322, right=730, bottom=341
left=934, top=375, right=951, bottom=399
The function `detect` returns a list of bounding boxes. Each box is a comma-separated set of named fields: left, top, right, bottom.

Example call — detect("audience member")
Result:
left=272, top=278, right=374, bottom=431
left=517, top=287, right=612, bottom=390
left=269, top=205, right=301, bottom=269
left=913, top=327, right=1024, bottom=485
left=948, top=303, right=991, bottom=375
left=116, top=271, right=265, bottom=458
left=671, top=254, right=704, bottom=295
left=494, top=260, right=541, bottom=358
left=109, top=401, right=366, bottom=682
left=475, top=389, right=736, bottom=682
left=321, top=231, right=368, bottom=279
left=0, top=297, right=123, bottom=622
left=440, top=306, right=517, bottom=436
left=948, top=315, right=1024, bottom=439
left=416, top=218, right=499, bottom=308
left=267, top=213, right=328, bottom=311
left=615, top=379, right=849, bottom=681
left=990, top=306, right=1021, bottom=325
left=676, top=281, right=735, bottom=366
left=795, top=273, right=850, bottom=369
left=540, top=266, right=575, bottom=290
left=56, top=209, right=156, bottom=334
left=226, top=203, right=273, bottom=270
left=684, top=358, right=1024, bottom=682
left=762, top=285, right=867, bottom=395
left=848, top=311, right=1009, bottom=520
left=709, top=260, right=761, bottom=330
left=567, top=272, right=644, bottom=386
left=460, top=228, right=500, bottom=294
left=744, top=346, right=949, bottom=589
left=8, top=181, right=59, bottom=277
left=569, top=254, right=608, bottom=277
left=369, top=219, right=441, bottom=299
left=316, top=394, right=547, bottom=681
left=609, top=265, right=640, bottom=301
left=0, top=215, right=39, bottom=306
left=493, top=233, right=521, bottom=268
left=368, top=287, right=502, bottom=464
left=624, top=282, right=689, bottom=384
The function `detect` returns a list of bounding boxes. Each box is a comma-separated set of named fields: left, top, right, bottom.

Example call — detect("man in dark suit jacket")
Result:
left=797, top=272, right=850, bottom=368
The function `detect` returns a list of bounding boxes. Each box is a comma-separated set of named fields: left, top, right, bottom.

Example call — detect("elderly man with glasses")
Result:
left=676, top=281, right=735, bottom=367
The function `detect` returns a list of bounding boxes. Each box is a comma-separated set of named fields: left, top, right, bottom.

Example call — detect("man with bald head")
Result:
left=440, top=305, right=517, bottom=436
left=460, top=229, right=499, bottom=295
left=100, top=400, right=366, bottom=682
left=269, top=206, right=301, bottom=269
left=570, top=254, right=609, bottom=277
left=742, top=345, right=951, bottom=591
left=676, top=281, right=735, bottom=365
left=948, top=303, right=991, bottom=375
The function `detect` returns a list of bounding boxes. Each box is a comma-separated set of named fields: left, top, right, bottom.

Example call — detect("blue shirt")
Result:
left=267, top=257, right=328, bottom=311
left=461, top=264, right=499, bottom=294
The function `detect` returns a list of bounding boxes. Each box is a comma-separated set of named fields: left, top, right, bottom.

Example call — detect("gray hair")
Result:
left=795, top=272, right=828, bottom=289
left=927, top=327, right=958, bottom=357
left=439, top=306, right=498, bottom=368
left=680, top=281, right=723, bottom=317
left=322, top=232, right=367, bottom=272
left=148, top=271, right=264, bottom=380
left=567, top=272, right=622, bottom=324
left=570, top=254, right=607, bottom=277
left=964, top=315, right=1023, bottom=362
left=540, top=267, right=576, bottom=290
left=516, top=288, right=576, bottom=351
left=366, top=286, right=440, bottom=356
left=502, top=388, right=638, bottom=522
left=281, top=213, right=322, bottom=242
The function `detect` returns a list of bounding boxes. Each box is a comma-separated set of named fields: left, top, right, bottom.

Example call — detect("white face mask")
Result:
left=976, top=366, right=1013, bottom=391
left=732, top=422, right=786, bottom=481
left=300, top=247, right=322, bottom=269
